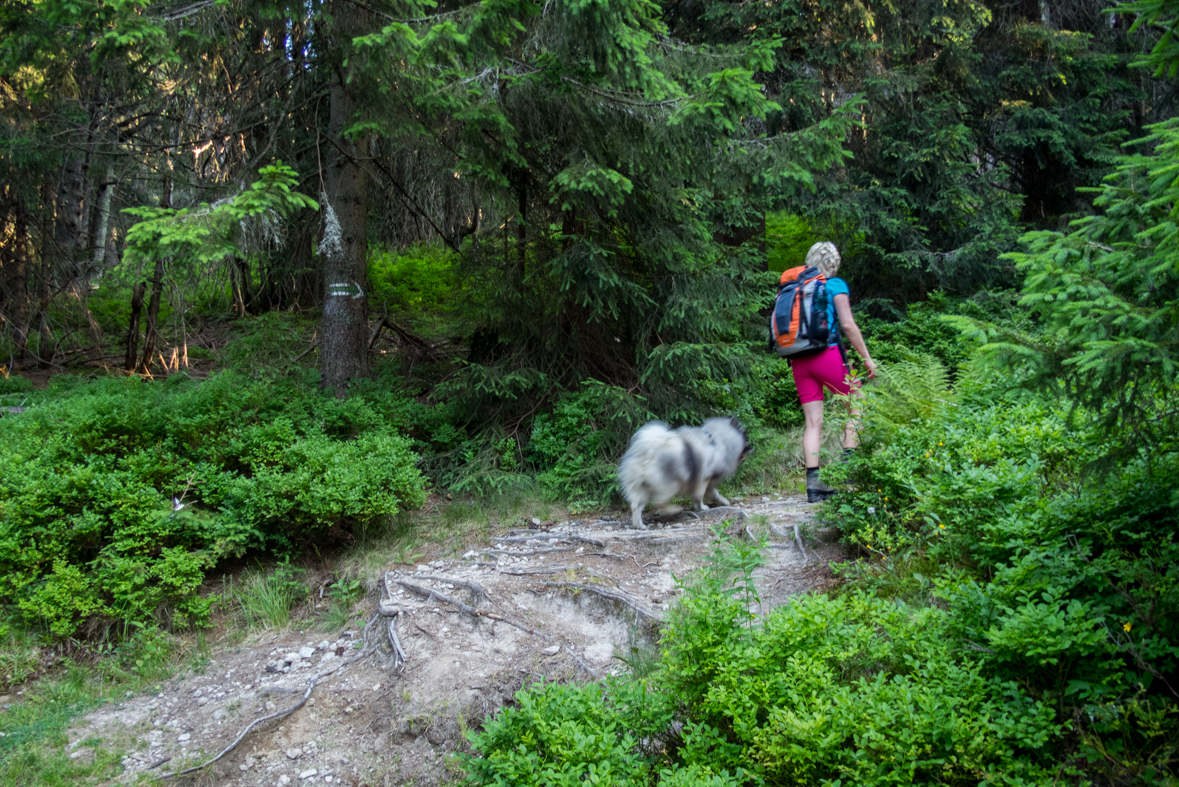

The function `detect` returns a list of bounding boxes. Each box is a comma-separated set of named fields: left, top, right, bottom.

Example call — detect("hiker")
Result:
left=789, top=242, right=877, bottom=502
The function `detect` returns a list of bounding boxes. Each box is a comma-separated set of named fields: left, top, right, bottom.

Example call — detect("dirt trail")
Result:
left=68, top=495, right=845, bottom=786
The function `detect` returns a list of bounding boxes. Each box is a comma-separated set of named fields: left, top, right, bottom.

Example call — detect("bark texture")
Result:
left=320, top=0, right=372, bottom=394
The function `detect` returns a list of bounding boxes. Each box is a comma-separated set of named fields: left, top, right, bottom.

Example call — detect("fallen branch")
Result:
left=540, top=582, right=660, bottom=622
left=616, top=525, right=705, bottom=540
left=648, top=535, right=704, bottom=545
left=292, top=340, right=319, bottom=363
left=571, top=519, right=625, bottom=529
left=387, top=616, right=407, bottom=666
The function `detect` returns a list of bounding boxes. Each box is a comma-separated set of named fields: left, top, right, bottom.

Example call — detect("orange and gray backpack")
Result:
left=771, top=265, right=838, bottom=358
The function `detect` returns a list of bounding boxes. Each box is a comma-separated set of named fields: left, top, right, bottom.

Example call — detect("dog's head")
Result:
left=729, top=416, right=754, bottom=461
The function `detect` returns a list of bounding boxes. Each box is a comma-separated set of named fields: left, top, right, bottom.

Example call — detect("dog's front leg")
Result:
left=706, top=480, right=730, bottom=507
left=631, top=505, right=647, bottom=530
left=692, top=485, right=710, bottom=512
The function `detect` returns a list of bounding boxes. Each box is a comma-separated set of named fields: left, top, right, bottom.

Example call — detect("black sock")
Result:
left=842, top=446, right=855, bottom=458
left=806, top=467, right=820, bottom=487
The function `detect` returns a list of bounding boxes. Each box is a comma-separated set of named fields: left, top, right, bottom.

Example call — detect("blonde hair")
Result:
left=805, top=242, right=841, bottom=278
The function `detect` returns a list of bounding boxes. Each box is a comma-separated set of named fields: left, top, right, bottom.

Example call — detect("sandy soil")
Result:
left=66, top=495, right=845, bottom=786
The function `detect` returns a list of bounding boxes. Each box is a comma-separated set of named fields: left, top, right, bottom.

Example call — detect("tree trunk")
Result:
left=125, top=281, right=145, bottom=372
left=1, top=206, right=31, bottom=363
left=54, top=155, right=86, bottom=281
left=320, top=0, right=372, bottom=394
left=35, top=156, right=87, bottom=366
left=138, top=166, right=174, bottom=375
left=235, top=256, right=254, bottom=315
left=138, top=256, right=165, bottom=375
left=517, top=176, right=527, bottom=274
left=88, top=168, right=115, bottom=277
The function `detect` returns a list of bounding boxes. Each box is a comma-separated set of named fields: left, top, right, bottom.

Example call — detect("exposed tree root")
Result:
left=392, top=574, right=603, bottom=679
left=411, top=574, right=489, bottom=601
left=770, top=523, right=808, bottom=565
left=540, top=582, right=660, bottom=622
left=498, top=564, right=576, bottom=575
left=155, top=641, right=378, bottom=781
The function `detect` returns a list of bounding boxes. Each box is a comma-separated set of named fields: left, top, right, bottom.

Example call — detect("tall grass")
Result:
left=233, top=563, right=309, bottom=631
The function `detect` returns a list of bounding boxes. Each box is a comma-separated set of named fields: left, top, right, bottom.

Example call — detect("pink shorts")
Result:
left=792, top=345, right=854, bottom=403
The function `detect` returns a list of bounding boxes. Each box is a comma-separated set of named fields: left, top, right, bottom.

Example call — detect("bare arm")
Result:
left=833, top=293, right=877, bottom=379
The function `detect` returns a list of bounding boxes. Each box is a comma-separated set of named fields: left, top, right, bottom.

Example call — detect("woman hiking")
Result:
left=790, top=242, right=877, bottom=502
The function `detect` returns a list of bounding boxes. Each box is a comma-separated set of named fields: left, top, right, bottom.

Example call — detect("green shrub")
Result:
left=465, top=534, right=1064, bottom=786
left=368, top=243, right=458, bottom=317
left=859, top=291, right=1023, bottom=372
left=525, top=381, right=651, bottom=508
left=0, top=371, right=427, bottom=640
left=0, top=374, right=34, bottom=395
left=217, top=311, right=315, bottom=370
left=766, top=212, right=816, bottom=274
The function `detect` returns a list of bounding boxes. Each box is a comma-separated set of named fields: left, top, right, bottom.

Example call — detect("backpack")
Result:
left=770, top=265, right=838, bottom=358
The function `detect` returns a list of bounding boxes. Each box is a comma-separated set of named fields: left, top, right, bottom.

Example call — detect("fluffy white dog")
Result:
left=618, top=417, right=751, bottom=529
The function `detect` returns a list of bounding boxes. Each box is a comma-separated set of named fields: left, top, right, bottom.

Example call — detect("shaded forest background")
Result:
left=2, top=0, right=1179, bottom=783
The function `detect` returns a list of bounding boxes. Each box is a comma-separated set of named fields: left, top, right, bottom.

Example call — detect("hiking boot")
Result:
left=806, top=467, right=836, bottom=503
left=807, top=482, right=836, bottom=503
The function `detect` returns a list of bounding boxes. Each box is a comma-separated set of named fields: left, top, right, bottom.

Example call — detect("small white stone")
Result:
left=299, top=647, right=315, bottom=659
left=531, top=517, right=541, bottom=525
left=286, top=748, right=303, bottom=760
left=213, top=709, right=226, bottom=720
left=541, top=645, right=560, bottom=656
left=284, top=652, right=300, bottom=664
left=371, top=683, right=381, bottom=691
left=279, top=776, right=291, bottom=786
left=299, top=769, right=318, bottom=780
left=177, top=733, right=191, bottom=742
left=317, top=640, right=330, bottom=650
left=266, top=701, right=277, bottom=712
left=344, top=706, right=353, bottom=714
left=197, top=697, right=208, bottom=706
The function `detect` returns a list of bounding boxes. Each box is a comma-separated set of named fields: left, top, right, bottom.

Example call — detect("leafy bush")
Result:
left=527, top=382, right=651, bottom=509
left=368, top=242, right=458, bottom=319
left=0, top=371, right=427, bottom=639
left=818, top=352, right=1179, bottom=780
left=859, top=291, right=1022, bottom=372
left=217, top=311, right=316, bottom=370
left=0, top=374, right=34, bottom=395
left=465, top=533, right=1065, bottom=786
left=765, top=212, right=816, bottom=274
